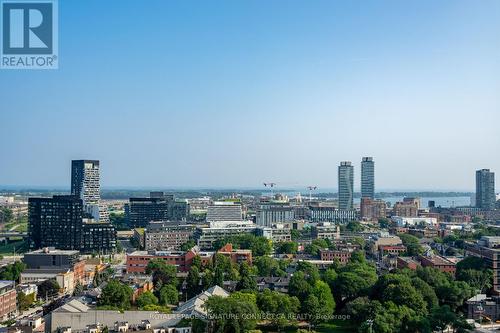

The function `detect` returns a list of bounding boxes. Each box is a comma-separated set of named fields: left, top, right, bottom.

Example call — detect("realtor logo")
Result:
left=1, top=0, right=58, bottom=69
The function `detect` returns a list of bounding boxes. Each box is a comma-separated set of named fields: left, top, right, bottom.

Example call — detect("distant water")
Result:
left=363, top=196, right=472, bottom=208
left=266, top=191, right=472, bottom=208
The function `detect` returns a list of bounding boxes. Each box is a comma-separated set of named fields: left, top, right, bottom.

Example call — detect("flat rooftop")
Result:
left=25, top=248, right=79, bottom=256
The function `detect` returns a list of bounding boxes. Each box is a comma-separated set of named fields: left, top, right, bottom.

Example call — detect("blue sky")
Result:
left=1, top=0, right=499, bottom=190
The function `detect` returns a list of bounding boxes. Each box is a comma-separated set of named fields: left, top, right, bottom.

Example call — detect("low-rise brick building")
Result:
left=419, top=255, right=456, bottom=275
left=0, top=280, right=17, bottom=320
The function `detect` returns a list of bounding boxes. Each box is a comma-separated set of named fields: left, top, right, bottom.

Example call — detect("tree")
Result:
left=99, top=280, right=133, bottom=310
left=204, top=294, right=259, bottom=333
left=322, top=269, right=337, bottom=288
left=429, top=305, right=456, bottom=332
left=289, top=271, right=313, bottom=302
left=296, top=261, right=320, bottom=284
left=378, top=218, right=390, bottom=228
left=275, top=241, right=298, bottom=254
left=146, top=258, right=178, bottom=289
left=435, top=280, right=474, bottom=311
left=380, top=280, right=427, bottom=315
left=304, top=239, right=329, bottom=257
left=250, top=237, right=273, bottom=256
left=333, top=262, right=377, bottom=308
left=180, top=240, right=196, bottom=251
left=344, top=297, right=383, bottom=323
left=191, top=255, right=202, bottom=270
left=137, top=291, right=158, bottom=308
left=398, top=234, right=424, bottom=256
left=291, top=229, right=301, bottom=241
left=158, top=284, right=178, bottom=305
left=186, top=266, right=201, bottom=298
left=457, top=269, right=492, bottom=293
left=38, top=279, right=60, bottom=299
left=254, top=256, right=285, bottom=277
left=257, top=289, right=300, bottom=331
left=346, top=221, right=364, bottom=232
left=237, top=262, right=257, bottom=291
left=350, top=250, right=366, bottom=264
left=17, top=292, right=35, bottom=311
left=310, top=280, right=335, bottom=322
left=411, top=277, right=438, bottom=310
left=0, top=261, right=26, bottom=282
left=1, top=208, right=14, bottom=223
left=73, top=281, right=84, bottom=296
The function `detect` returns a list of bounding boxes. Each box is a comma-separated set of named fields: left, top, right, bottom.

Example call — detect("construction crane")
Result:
left=307, top=186, right=317, bottom=202
left=263, top=182, right=276, bottom=196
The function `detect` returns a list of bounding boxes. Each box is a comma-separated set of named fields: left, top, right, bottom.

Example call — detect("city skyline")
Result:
left=0, top=157, right=496, bottom=192
left=1, top=1, right=499, bottom=190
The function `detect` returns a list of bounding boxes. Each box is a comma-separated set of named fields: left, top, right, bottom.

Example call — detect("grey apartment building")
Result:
left=476, top=169, right=496, bottom=210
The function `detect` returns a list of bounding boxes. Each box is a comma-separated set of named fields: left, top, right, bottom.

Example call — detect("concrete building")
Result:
left=391, top=216, right=438, bottom=227
left=22, top=248, right=85, bottom=287
left=206, top=202, right=242, bottom=222
left=194, top=221, right=257, bottom=250
left=338, top=161, right=354, bottom=210
left=361, top=157, right=375, bottom=199
left=256, top=202, right=294, bottom=227
left=308, top=203, right=358, bottom=224
left=144, top=222, right=196, bottom=251
left=476, top=169, right=496, bottom=210
left=311, top=222, right=340, bottom=240
left=46, top=299, right=186, bottom=332
left=256, top=224, right=292, bottom=243
left=0, top=281, right=16, bottom=320
left=71, top=160, right=108, bottom=222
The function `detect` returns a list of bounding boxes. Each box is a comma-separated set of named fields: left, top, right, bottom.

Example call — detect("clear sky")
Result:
left=1, top=0, right=499, bottom=190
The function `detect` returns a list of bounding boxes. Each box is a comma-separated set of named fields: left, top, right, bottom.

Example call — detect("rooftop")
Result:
left=25, top=248, right=79, bottom=256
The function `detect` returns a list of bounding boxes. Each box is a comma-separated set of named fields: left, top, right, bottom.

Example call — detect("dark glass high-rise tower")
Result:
left=476, top=169, right=495, bottom=210
left=338, top=161, right=354, bottom=210
left=361, top=157, right=375, bottom=199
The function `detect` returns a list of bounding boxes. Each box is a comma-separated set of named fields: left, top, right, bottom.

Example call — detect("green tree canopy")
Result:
left=137, top=291, right=158, bottom=308
left=99, top=280, right=133, bottom=310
